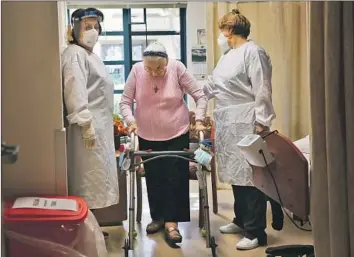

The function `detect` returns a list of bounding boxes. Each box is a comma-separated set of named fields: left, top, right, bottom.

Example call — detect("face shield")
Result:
left=69, top=8, right=105, bottom=49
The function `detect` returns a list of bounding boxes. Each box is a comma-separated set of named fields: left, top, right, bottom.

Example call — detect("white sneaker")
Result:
left=236, top=237, right=259, bottom=250
left=219, top=223, right=243, bottom=234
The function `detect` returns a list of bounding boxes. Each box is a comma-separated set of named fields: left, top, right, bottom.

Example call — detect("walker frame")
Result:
left=122, top=132, right=218, bottom=257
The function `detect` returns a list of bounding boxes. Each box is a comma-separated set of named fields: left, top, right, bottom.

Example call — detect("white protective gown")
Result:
left=204, top=41, right=276, bottom=186
left=62, top=44, right=119, bottom=209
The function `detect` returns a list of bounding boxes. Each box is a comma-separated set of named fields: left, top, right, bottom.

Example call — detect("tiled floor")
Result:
left=103, top=176, right=313, bottom=257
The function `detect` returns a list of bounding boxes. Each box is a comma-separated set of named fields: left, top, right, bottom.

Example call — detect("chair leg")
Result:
left=199, top=189, right=204, bottom=228
left=136, top=174, right=142, bottom=223
left=211, top=157, right=218, bottom=214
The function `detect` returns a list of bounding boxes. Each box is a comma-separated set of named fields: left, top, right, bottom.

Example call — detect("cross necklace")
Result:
left=153, top=85, right=159, bottom=93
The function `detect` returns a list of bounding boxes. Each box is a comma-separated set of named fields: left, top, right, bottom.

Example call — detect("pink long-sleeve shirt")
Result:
left=119, top=59, right=208, bottom=141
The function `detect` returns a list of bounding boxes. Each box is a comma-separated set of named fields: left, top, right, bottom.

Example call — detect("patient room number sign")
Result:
left=12, top=197, right=78, bottom=212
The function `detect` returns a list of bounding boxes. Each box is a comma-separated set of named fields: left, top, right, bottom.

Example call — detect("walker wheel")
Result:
left=128, top=230, right=138, bottom=239
left=201, top=227, right=207, bottom=238
left=122, top=238, right=129, bottom=257
left=210, top=236, right=218, bottom=257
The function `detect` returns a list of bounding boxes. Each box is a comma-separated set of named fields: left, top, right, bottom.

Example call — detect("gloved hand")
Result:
left=128, top=121, right=138, bottom=134
left=255, top=122, right=269, bottom=134
left=81, top=123, right=96, bottom=149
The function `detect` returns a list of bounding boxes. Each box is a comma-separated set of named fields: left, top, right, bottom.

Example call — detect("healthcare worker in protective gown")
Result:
left=203, top=9, right=276, bottom=250
left=62, top=8, right=119, bottom=210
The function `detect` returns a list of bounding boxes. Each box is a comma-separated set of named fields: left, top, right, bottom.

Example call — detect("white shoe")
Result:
left=236, top=237, right=259, bottom=250
left=219, top=223, right=243, bottom=234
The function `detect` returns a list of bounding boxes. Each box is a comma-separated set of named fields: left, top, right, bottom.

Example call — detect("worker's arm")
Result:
left=247, top=49, right=276, bottom=129
left=62, top=52, right=92, bottom=126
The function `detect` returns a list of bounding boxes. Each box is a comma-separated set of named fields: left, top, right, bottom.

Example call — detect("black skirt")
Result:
left=138, top=132, right=190, bottom=223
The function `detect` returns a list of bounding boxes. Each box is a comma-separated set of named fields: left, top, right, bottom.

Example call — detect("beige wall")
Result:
left=1, top=1, right=67, bottom=196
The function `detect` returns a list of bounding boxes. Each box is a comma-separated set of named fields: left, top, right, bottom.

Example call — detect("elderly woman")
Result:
left=119, top=42, right=207, bottom=245
left=61, top=8, right=119, bottom=211
left=204, top=9, right=277, bottom=250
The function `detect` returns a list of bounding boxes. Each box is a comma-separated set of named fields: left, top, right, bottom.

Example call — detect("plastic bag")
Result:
left=4, top=210, right=108, bottom=257
left=4, top=230, right=88, bottom=257
left=194, top=148, right=213, bottom=170
left=74, top=210, right=108, bottom=257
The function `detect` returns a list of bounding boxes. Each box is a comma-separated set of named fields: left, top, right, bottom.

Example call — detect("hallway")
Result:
left=103, top=177, right=313, bottom=257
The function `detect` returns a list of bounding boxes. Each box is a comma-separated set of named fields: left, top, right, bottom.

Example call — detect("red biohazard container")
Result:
left=3, top=196, right=89, bottom=257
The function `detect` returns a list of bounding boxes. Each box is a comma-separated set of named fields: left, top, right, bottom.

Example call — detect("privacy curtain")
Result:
left=309, top=2, right=354, bottom=257
left=206, top=1, right=310, bottom=189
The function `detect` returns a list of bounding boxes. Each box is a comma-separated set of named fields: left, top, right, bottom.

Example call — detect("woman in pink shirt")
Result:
left=119, top=42, right=208, bottom=245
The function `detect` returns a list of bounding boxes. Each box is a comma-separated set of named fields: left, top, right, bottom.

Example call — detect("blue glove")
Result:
left=201, top=139, right=212, bottom=148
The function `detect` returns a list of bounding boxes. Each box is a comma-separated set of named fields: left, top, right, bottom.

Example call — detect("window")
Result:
left=131, top=35, right=181, bottom=61
left=67, top=7, right=187, bottom=115
left=131, top=8, right=180, bottom=32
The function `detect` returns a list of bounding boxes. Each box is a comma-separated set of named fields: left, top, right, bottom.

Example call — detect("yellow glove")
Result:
left=81, top=123, right=96, bottom=149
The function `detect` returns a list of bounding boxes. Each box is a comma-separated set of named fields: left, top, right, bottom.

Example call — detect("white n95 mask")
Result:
left=82, top=29, right=99, bottom=48
left=217, top=33, right=230, bottom=54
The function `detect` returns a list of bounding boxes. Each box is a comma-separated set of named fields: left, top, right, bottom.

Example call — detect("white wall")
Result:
left=186, top=2, right=207, bottom=70
left=185, top=2, right=211, bottom=114
left=58, top=1, right=68, bottom=53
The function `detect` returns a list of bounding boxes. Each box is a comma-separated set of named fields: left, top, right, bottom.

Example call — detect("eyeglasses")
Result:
left=144, top=66, right=166, bottom=75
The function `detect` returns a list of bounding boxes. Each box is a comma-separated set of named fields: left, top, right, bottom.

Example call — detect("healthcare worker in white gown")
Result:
left=62, top=8, right=119, bottom=210
left=203, top=9, right=276, bottom=250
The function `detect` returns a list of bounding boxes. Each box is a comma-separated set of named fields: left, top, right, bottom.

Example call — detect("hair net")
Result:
left=143, top=42, right=168, bottom=59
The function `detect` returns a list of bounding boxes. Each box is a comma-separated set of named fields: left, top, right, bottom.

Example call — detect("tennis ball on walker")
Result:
left=128, top=230, right=138, bottom=238
left=201, top=228, right=207, bottom=238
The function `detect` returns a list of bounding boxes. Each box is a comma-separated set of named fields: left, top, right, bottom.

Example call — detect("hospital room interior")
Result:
left=1, top=1, right=353, bottom=257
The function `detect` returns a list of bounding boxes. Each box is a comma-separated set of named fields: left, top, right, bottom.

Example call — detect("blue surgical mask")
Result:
left=217, top=33, right=230, bottom=54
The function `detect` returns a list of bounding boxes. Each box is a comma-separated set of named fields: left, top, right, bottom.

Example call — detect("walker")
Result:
left=122, top=132, right=218, bottom=257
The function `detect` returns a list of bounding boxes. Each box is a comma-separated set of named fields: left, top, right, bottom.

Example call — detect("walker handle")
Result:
left=130, top=132, right=138, bottom=152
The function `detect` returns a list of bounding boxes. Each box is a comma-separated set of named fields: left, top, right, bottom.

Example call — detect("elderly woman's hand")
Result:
left=195, top=121, right=206, bottom=133
left=128, top=121, right=138, bottom=134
